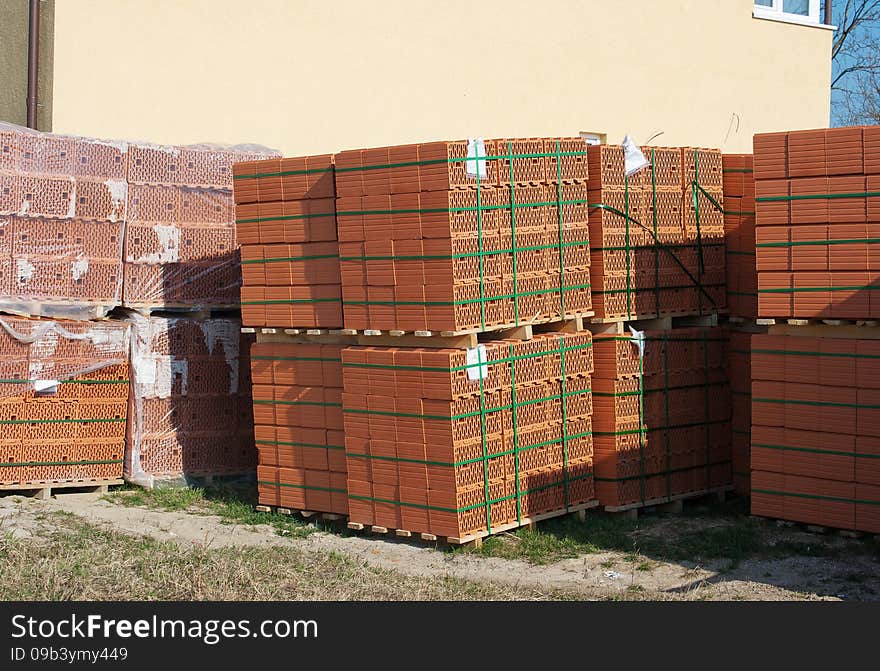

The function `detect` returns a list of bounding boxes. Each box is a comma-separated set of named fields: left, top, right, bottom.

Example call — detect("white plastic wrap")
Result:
left=0, top=315, right=130, bottom=485
left=124, top=313, right=256, bottom=488
left=0, top=121, right=280, bottom=318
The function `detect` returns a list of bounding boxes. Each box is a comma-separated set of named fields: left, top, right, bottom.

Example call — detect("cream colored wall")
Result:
left=51, top=0, right=832, bottom=154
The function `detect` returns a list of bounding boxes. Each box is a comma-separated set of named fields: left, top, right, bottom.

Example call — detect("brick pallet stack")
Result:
left=233, top=154, right=350, bottom=514
left=0, top=122, right=126, bottom=319
left=751, top=126, right=880, bottom=533
left=591, top=327, right=732, bottom=509
left=341, top=331, right=595, bottom=539
left=722, top=153, right=763, bottom=497
left=331, top=138, right=598, bottom=538
left=586, top=143, right=732, bottom=511
left=0, top=316, right=129, bottom=489
left=587, top=145, right=726, bottom=321
left=234, top=155, right=341, bottom=328
left=335, top=138, right=592, bottom=333
left=125, top=315, right=256, bottom=488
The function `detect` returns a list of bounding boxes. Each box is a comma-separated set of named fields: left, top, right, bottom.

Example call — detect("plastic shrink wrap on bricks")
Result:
left=124, top=313, right=256, bottom=488
left=0, top=315, right=130, bottom=485
left=0, top=121, right=279, bottom=318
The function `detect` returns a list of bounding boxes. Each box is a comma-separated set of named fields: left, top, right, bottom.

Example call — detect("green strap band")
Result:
left=234, top=166, right=333, bottom=180
left=340, top=239, right=589, bottom=262
left=255, top=439, right=345, bottom=451
left=252, top=356, right=342, bottom=363
left=595, top=459, right=731, bottom=484
left=723, top=168, right=753, bottom=174
left=752, top=348, right=880, bottom=360
left=757, top=191, right=880, bottom=202
left=758, top=285, right=880, bottom=294
left=592, top=380, right=727, bottom=397
left=753, top=488, right=880, bottom=506
left=334, top=149, right=588, bottom=174
left=593, top=418, right=729, bottom=436
left=236, top=212, right=336, bottom=224
left=0, top=417, right=124, bottom=426
left=253, top=399, right=342, bottom=407
left=753, top=397, right=880, bottom=410
left=337, top=198, right=590, bottom=218
left=242, top=254, right=338, bottom=265
left=343, top=282, right=591, bottom=307
left=258, top=480, right=346, bottom=495
left=0, top=459, right=122, bottom=468
left=241, top=298, right=342, bottom=305
left=752, top=442, right=880, bottom=459
left=757, top=238, right=880, bottom=249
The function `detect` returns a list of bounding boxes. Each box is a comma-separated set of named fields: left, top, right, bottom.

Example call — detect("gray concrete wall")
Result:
left=0, top=0, right=54, bottom=130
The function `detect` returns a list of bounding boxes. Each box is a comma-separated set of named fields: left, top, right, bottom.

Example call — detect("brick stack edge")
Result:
left=125, top=315, right=256, bottom=487
left=722, top=154, right=758, bottom=319
left=591, top=327, right=731, bottom=508
left=754, top=126, right=880, bottom=319
left=234, top=155, right=342, bottom=328
left=751, top=334, right=880, bottom=533
left=0, top=317, right=129, bottom=485
left=728, top=331, right=752, bottom=496
left=750, top=126, right=880, bottom=533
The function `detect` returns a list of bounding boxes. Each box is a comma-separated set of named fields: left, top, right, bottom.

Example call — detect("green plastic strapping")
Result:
left=236, top=212, right=336, bottom=225
left=334, top=149, right=588, bottom=174
left=756, top=191, right=880, bottom=202
left=507, top=140, right=520, bottom=326
left=752, top=488, right=880, bottom=506
left=258, top=480, right=347, bottom=495
left=758, top=285, right=880, bottom=294
left=757, top=238, right=880, bottom=249
left=242, top=254, right=338, bottom=265
left=752, top=442, right=880, bottom=460
left=234, top=166, right=333, bottom=181
left=752, top=348, right=880, bottom=360
left=0, top=459, right=122, bottom=468
left=255, top=439, right=345, bottom=452
left=241, top=298, right=342, bottom=305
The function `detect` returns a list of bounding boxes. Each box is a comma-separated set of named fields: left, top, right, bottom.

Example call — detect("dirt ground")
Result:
left=1, top=491, right=878, bottom=601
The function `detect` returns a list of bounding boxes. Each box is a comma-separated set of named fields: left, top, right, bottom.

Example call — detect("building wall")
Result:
left=0, top=0, right=55, bottom=131
left=51, top=0, right=832, bottom=153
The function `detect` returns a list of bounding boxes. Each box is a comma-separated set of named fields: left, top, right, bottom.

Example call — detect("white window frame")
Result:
left=753, top=0, right=829, bottom=28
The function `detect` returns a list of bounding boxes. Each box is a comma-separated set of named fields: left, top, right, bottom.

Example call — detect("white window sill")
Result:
left=753, top=10, right=836, bottom=30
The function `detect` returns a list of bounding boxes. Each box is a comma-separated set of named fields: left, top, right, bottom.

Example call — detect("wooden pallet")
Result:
left=347, top=500, right=600, bottom=548
left=750, top=515, right=871, bottom=540
left=0, top=301, right=117, bottom=320
left=757, top=318, right=879, bottom=327
left=343, top=313, right=593, bottom=349
left=586, top=312, right=720, bottom=335
left=589, top=308, right=727, bottom=326
left=604, top=485, right=733, bottom=518
left=254, top=505, right=346, bottom=522
left=766, top=322, right=880, bottom=340
left=0, top=478, right=123, bottom=500
left=244, top=327, right=358, bottom=345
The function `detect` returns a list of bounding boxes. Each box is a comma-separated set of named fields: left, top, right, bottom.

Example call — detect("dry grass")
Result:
left=0, top=511, right=570, bottom=601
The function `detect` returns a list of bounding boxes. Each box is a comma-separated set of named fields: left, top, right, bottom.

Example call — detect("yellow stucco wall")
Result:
left=51, top=0, right=832, bottom=154
left=0, top=0, right=54, bottom=131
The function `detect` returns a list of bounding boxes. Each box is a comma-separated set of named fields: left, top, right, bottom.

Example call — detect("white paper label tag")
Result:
left=34, top=379, right=59, bottom=394
left=628, top=326, right=646, bottom=358
left=466, top=345, right=489, bottom=381
left=622, top=134, right=649, bottom=176
left=466, top=138, right=487, bottom=179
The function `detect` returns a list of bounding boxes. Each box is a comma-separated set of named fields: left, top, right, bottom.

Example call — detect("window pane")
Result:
left=783, top=0, right=810, bottom=15
left=755, top=0, right=773, bottom=6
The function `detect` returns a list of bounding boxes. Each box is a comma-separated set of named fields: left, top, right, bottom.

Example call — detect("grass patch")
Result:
left=104, top=483, right=318, bottom=539
left=0, top=512, right=567, bottom=601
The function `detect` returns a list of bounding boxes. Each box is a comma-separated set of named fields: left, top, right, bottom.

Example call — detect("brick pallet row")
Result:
left=341, top=331, right=595, bottom=539
left=0, top=121, right=278, bottom=317
left=754, top=126, right=880, bottom=319
left=587, top=145, right=726, bottom=321
left=590, top=326, right=732, bottom=509
left=335, top=138, right=592, bottom=333
left=253, top=340, right=348, bottom=514
left=0, top=316, right=129, bottom=486
left=125, top=315, right=256, bottom=487
left=723, top=154, right=758, bottom=319
left=234, top=155, right=342, bottom=328
left=751, top=330, right=880, bottom=533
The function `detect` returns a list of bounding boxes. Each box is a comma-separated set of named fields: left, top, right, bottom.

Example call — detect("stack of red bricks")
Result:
left=125, top=142, right=278, bottom=310
left=722, top=154, right=758, bottom=318
left=233, top=155, right=342, bottom=328
left=728, top=331, right=753, bottom=496
left=341, top=331, right=594, bottom=538
left=0, top=122, right=127, bottom=319
left=587, top=145, right=726, bottom=320
left=252, top=342, right=347, bottom=514
left=125, top=315, right=256, bottom=486
left=755, top=126, right=880, bottom=319
left=0, top=316, right=130, bottom=486
left=751, top=333, right=880, bottom=533
left=335, top=138, right=592, bottom=333
left=591, top=327, right=732, bottom=508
